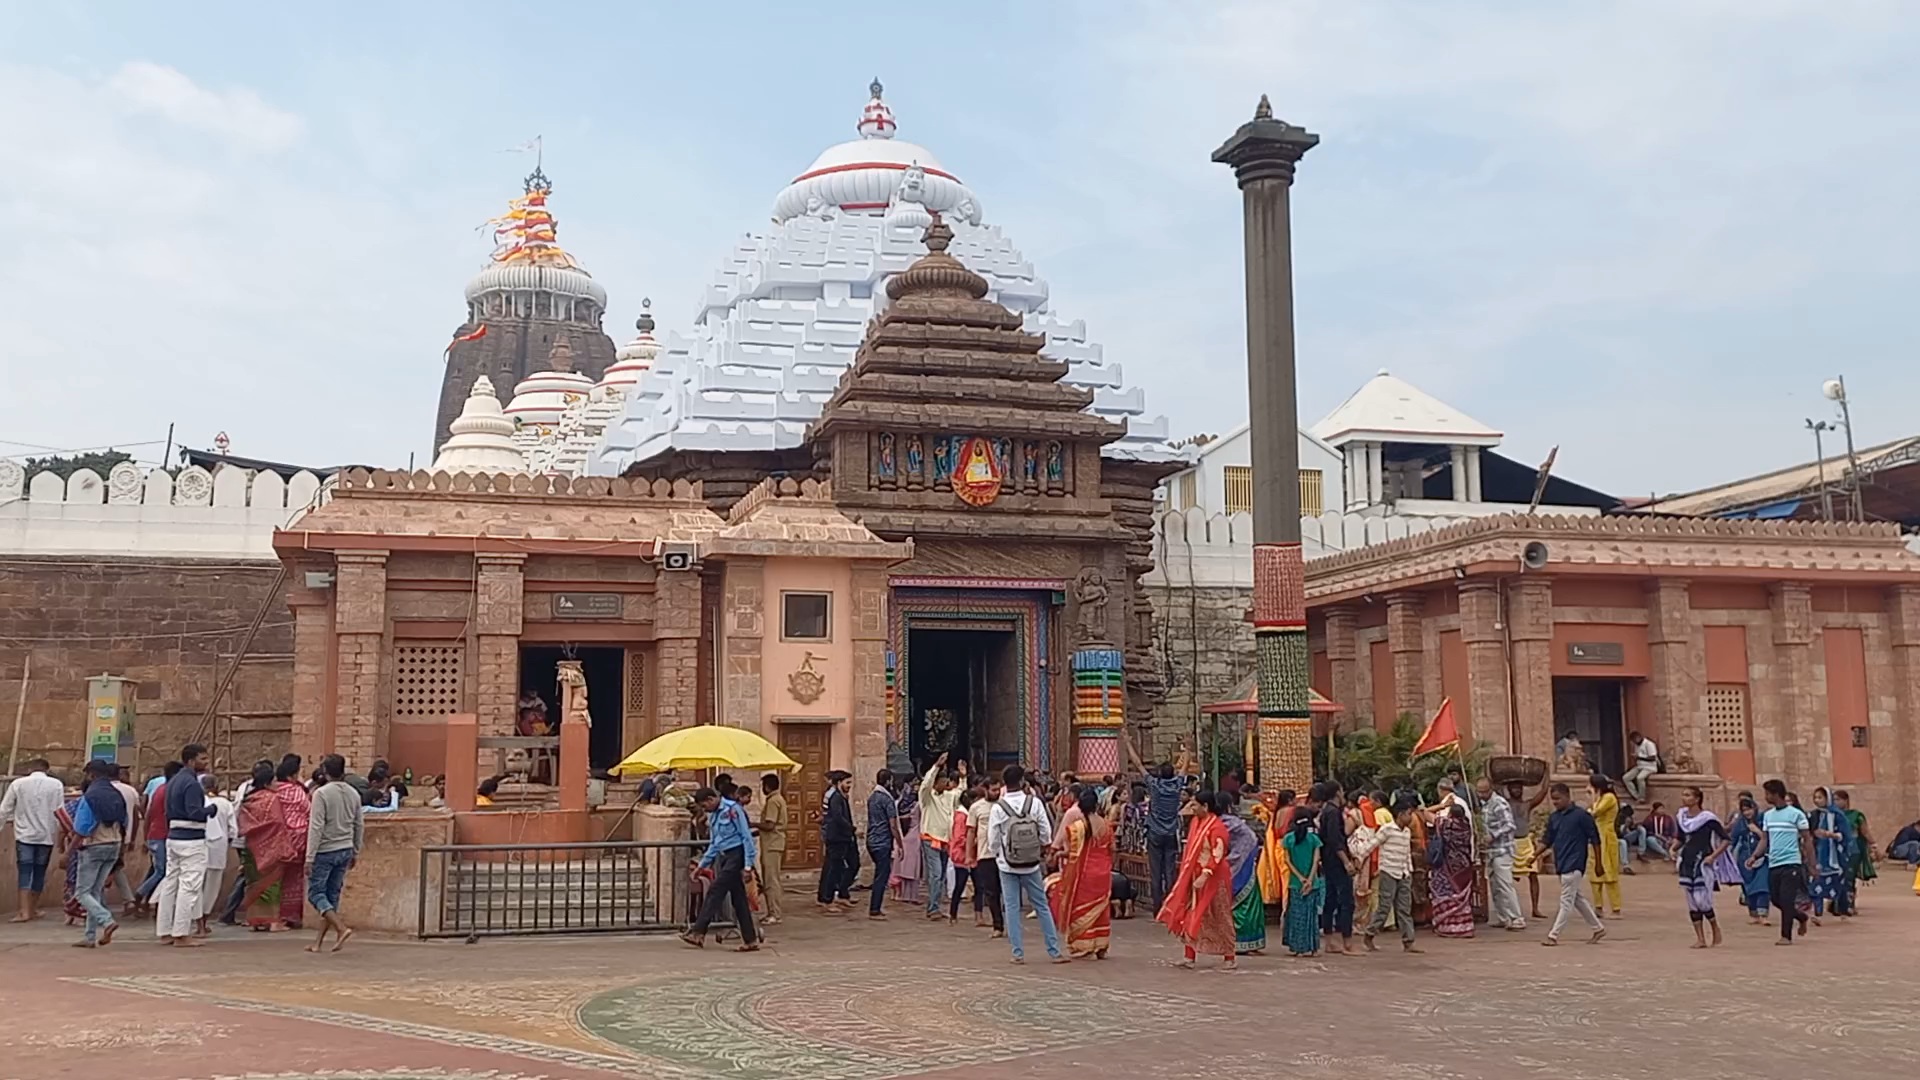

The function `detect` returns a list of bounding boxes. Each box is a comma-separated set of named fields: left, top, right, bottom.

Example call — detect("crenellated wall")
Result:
left=0, top=460, right=328, bottom=560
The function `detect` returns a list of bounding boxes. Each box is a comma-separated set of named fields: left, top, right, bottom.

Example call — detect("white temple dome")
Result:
left=601, top=299, right=660, bottom=394
left=505, top=337, right=595, bottom=427
left=770, top=79, right=983, bottom=225
left=433, top=377, right=527, bottom=472
left=465, top=168, right=608, bottom=308
left=465, top=262, right=608, bottom=308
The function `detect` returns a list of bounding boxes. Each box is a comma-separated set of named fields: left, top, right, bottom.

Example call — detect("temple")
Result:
left=433, top=166, right=616, bottom=452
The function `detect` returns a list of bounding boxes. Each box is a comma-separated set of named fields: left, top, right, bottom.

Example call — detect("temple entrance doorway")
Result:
left=520, top=645, right=626, bottom=770
left=1552, top=677, right=1627, bottom=779
left=906, top=627, right=1019, bottom=775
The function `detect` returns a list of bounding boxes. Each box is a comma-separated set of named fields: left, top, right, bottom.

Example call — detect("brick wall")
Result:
left=0, top=555, right=291, bottom=777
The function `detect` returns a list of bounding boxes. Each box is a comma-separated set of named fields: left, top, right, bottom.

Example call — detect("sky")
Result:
left=2, top=0, right=1916, bottom=497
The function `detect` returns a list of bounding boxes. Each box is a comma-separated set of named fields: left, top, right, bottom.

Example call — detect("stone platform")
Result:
left=0, top=873, right=1911, bottom=1079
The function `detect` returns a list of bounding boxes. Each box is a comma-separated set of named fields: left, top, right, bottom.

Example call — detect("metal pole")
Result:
left=7, top=653, right=29, bottom=776
left=1213, top=97, right=1317, bottom=790
left=1806, top=421, right=1832, bottom=521
left=1836, top=376, right=1864, bottom=520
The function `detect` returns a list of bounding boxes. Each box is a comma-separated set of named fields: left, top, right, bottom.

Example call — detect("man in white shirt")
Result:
left=984, top=765, right=1063, bottom=963
left=110, top=766, right=143, bottom=913
left=1, top=759, right=66, bottom=922
left=1623, top=731, right=1660, bottom=800
left=197, top=773, right=236, bottom=934
left=965, top=776, right=1006, bottom=935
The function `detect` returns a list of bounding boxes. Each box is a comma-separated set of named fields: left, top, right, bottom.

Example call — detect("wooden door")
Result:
left=778, top=724, right=831, bottom=871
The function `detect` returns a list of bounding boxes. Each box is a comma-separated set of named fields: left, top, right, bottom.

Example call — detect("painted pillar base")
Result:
left=1072, top=647, right=1124, bottom=775
left=1253, top=542, right=1312, bottom=792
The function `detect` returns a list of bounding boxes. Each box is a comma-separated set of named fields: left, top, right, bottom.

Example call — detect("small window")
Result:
left=782, top=592, right=831, bottom=641
left=1175, top=472, right=1197, bottom=510
left=1223, top=465, right=1253, bottom=514
left=1299, top=469, right=1324, bottom=516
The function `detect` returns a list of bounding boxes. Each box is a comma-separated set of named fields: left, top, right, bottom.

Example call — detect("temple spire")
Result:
left=857, top=77, right=896, bottom=139
left=433, top=377, right=526, bottom=472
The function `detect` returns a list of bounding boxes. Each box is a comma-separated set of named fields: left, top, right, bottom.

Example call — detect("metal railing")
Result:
left=416, top=840, right=709, bottom=938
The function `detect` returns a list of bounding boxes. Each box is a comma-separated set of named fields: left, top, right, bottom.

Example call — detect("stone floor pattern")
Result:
left=0, top=875, right=1911, bottom=1079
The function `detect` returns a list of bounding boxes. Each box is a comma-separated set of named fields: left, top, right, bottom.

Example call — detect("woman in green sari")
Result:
left=1836, top=790, right=1876, bottom=908
left=1222, top=797, right=1265, bottom=955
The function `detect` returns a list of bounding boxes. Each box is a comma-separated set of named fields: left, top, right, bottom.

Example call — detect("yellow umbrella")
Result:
left=612, top=724, right=800, bottom=779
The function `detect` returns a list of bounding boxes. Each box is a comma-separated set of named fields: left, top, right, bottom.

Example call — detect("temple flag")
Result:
left=446, top=324, right=488, bottom=353
left=1411, top=698, right=1459, bottom=761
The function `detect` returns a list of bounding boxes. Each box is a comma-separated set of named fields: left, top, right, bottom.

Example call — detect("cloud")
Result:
left=103, top=61, right=304, bottom=152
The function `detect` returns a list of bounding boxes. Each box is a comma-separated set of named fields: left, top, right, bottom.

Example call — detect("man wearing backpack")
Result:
left=985, top=765, right=1065, bottom=963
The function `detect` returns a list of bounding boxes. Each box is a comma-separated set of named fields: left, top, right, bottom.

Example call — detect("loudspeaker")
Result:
left=658, top=541, right=698, bottom=572
left=1521, top=541, right=1550, bottom=570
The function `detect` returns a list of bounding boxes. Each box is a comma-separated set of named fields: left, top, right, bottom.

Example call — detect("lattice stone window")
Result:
left=393, top=643, right=464, bottom=718
left=1705, top=684, right=1749, bottom=747
left=625, top=650, right=647, bottom=721
left=1223, top=465, right=1253, bottom=514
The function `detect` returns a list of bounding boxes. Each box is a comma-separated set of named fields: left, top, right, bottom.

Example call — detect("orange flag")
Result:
left=1411, top=698, right=1459, bottom=760
left=445, top=324, right=488, bottom=354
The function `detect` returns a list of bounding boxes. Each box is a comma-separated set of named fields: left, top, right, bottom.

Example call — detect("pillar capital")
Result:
left=475, top=552, right=527, bottom=568
left=1212, top=97, right=1319, bottom=188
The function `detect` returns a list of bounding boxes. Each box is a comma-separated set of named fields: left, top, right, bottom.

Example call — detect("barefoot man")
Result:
left=304, top=754, right=363, bottom=953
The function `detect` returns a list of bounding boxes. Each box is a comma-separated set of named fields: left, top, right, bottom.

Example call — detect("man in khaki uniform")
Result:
left=757, top=773, right=788, bottom=925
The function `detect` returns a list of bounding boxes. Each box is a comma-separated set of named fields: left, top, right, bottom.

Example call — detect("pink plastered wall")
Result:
left=758, top=558, right=856, bottom=773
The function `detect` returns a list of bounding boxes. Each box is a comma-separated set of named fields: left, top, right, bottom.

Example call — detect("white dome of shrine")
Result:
left=505, top=336, right=595, bottom=428
left=433, top=377, right=526, bottom=473
left=770, top=80, right=983, bottom=226
left=599, top=299, right=661, bottom=395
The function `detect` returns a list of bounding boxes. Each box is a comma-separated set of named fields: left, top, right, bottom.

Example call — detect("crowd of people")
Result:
left=1, top=744, right=372, bottom=952
left=669, top=743, right=1917, bottom=966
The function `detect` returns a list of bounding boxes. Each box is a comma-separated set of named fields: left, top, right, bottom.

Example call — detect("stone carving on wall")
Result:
left=1045, top=441, right=1065, bottom=488
left=1021, top=442, right=1039, bottom=488
left=0, top=459, right=23, bottom=499
left=174, top=465, right=214, bottom=506
left=557, top=660, right=592, bottom=726
left=932, top=435, right=954, bottom=485
left=905, top=434, right=924, bottom=488
left=107, top=461, right=144, bottom=504
left=788, top=651, right=827, bottom=705
left=876, top=432, right=896, bottom=484
left=1073, top=567, right=1111, bottom=644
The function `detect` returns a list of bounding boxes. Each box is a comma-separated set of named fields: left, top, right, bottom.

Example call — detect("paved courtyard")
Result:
left=0, top=873, right=1910, bottom=1080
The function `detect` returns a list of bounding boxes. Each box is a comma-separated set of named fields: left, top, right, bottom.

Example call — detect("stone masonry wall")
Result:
left=1145, top=584, right=1254, bottom=761
left=0, top=555, right=291, bottom=777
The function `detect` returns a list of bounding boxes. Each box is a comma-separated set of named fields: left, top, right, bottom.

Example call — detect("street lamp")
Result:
left=1804, top=419, right=1834, bottom=521
left=1822, top=377, right=1865, bottom=520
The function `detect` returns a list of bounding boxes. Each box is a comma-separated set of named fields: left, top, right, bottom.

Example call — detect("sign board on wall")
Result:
left=1566, top=642, right=1625, bottom=666
left=551, top=593, right=623, bottom=620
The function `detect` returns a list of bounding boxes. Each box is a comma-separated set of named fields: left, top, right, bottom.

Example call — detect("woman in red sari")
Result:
left=238, top=762, right=308, bottom=931
left=1157, top=790, right=1236, bottom=970
left=1049, top=787, right=1114, bottom=958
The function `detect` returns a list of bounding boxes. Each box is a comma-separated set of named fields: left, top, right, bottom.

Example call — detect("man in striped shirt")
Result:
left=1354, top=798, right=1421, bottom=953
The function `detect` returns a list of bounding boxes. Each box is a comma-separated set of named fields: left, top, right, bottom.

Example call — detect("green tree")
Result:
left=22, top=449, right=133, bottom=480
left=1311, top=715, right=1492, bottom=802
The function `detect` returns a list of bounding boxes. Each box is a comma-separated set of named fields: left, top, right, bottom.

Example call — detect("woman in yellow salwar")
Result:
left=1048, top=788, right=1114, bottom=958
left=1587, top=774, right=1624, bottom=916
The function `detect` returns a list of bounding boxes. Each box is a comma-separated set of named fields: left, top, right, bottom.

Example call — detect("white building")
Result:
left=1158, top=427, right=1344, bottom=518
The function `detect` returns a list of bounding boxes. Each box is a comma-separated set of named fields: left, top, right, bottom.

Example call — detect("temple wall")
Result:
left=1144, top=585, right=1255, bottom=761
left=0, top=462, right=325, bottom=561
left=0, top=555, right=292, bottom=775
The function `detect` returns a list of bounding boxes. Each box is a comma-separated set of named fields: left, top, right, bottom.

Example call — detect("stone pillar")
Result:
left=1324, top=605, right=1359, bottom=727
left=721, top=558, right=765, bottom=729
left=1507, top=578, right=1554, bottom=758
left=1458, top=581, right=1510, bottom=750
left=1213, top=96, right=1318, bottom=798
left=556, top=661, right=590, bottom=813
left=1768, top=582, right=1818, bottom=782
left=1386, top=592, right=1426, bottom=720
left=472, top=554, right=524, bottom=746
left=653, top=567, right=705, bottom=731
left=1366, top=442, right=1384, bottom=505
left=1450, top=447, right=1468, bottom=501
left=1886, top=585, right=1920, bottom=810
left=1465, top=448, right=1483, bottom=502
left=850, top=566, right=891, bottom=832
left=1644, top=579, right=1707, bottom=772
left=443, top=713, right=478, bottom=812
left=285, top=568, right=334, bottom=764
left=331, top=551, right=388, bottom=768
left=1071, top=647, right=1125, bottom=775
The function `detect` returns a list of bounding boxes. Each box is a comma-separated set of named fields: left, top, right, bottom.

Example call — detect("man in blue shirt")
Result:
left=683, top=785, right=760, bottom=951
left=1127, top=741, right=1184, bottom=915
left=864, top=770, right=902, bottom=919
left=1540, top=782, right=1606, bottom=946
left=1747, top=778, right=1813, bottom=943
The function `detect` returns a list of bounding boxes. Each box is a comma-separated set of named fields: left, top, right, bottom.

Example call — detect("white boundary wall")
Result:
left=0, top=460, right=326, bottom=560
